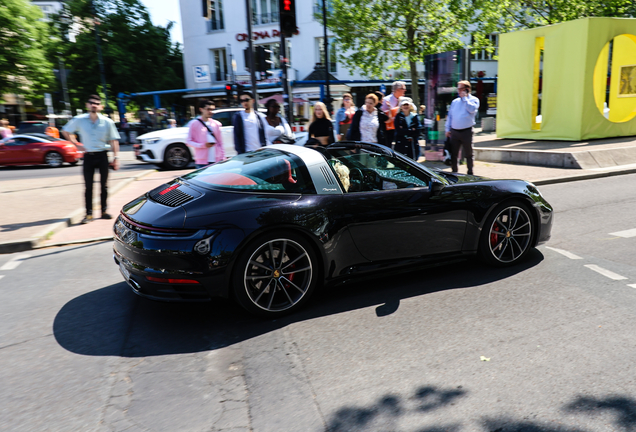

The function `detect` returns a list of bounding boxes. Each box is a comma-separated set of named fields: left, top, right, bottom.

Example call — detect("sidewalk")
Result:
left=2, top=134, right=636, bottom=253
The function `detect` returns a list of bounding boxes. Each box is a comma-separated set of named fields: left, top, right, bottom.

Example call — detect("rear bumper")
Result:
left=113, top=238, right=229, bottom=302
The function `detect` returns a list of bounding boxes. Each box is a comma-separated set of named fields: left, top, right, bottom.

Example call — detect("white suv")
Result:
left=134, top=108, right=307, bottom=170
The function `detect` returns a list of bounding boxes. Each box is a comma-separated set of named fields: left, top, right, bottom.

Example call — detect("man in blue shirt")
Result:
left=62, top=94, right=120, bottom=224
left=445, top=80, right=480, bottom=175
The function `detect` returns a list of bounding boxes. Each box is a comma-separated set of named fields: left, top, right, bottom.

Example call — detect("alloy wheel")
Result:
left=243, top=238, right=313, bottom=312
left=165, top=146, right=190, bottom=169
left=45, top=152, right=63, bottom=168
left=488, top=206, right=532, bottom=264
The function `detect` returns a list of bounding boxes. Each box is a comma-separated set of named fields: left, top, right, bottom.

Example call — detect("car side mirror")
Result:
left=429, top=178, right=445, bottom=196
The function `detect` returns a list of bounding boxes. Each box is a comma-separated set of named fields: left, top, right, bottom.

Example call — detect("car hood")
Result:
left=137, top=127, right=188, bottom=141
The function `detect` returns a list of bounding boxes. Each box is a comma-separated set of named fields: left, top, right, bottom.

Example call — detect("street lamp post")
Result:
left=245, top=0, right=259, bottom=104
left=90, top=0, right=111, bottom=115
left=321, top=0, right=332, bottom=114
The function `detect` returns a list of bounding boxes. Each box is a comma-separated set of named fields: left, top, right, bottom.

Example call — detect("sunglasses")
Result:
left=240, top=98, right=251, bottom=102
left=88, top=101, right=100, bottom=105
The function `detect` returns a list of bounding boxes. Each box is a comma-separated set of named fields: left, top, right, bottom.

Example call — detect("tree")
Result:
left=0, top=0, right=55, bottom=100
left=54, top=0, right=185, bottom=111
left=472, top=0, right=635, bottom=52
left=323, top=0, right=470, bottom=107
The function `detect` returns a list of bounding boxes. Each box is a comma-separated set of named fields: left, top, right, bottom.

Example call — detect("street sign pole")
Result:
left=280, top=35, right=293, bottom=122
left=245, top=0, right=259, bottom=104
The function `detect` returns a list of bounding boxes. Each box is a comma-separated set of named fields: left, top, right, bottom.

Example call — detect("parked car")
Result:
left=113, top=141, right=554, bottom=317
left=16, top=121, right=60, bottom=138
left=0, top=133, right=82, bottom=167
left=133, top=108, right=308, bottom=170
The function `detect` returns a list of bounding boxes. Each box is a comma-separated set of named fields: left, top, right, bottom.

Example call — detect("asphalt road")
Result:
left=1, top=174, right=636, bottom=431
left=0, top=146, right=181, bottom=181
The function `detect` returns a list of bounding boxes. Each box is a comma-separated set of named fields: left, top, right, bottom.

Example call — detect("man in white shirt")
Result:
left=232, top=92, right=267, bottom=154
left=445, top=80, right=480, bottom=175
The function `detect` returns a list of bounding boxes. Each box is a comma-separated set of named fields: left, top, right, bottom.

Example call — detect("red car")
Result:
left=0, top=133, right=82, bottom=167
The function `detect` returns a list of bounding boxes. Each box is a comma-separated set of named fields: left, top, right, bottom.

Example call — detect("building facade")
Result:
left=183, top=1, right=499, bottom=119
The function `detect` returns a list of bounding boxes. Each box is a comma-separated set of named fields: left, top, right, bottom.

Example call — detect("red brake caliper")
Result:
left=490, top=223, right=500, bottom=247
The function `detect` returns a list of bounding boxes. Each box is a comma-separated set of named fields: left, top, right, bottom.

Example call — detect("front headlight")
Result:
left=144, top=138, right=161, bottom=145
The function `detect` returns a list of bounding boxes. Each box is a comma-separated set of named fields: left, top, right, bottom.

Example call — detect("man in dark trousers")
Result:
left=62, top=95, right=120, bottom=223
left=232, top=92, right=267, bottom=154
left=445, top=80, right=480, bottom=175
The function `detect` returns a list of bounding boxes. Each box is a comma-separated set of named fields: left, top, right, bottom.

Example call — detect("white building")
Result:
left=179, top=0, right=498, bottom=113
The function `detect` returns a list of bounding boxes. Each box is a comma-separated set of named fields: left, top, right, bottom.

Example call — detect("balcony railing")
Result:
left=252, top=12, right=279, bottom=25
left=206, top=19, right=224, bottom=32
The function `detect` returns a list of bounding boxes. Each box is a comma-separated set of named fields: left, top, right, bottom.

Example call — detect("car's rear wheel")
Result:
left=163, top=144, right=190, bottom=170
left=232, top=232, right=319, bottom=318
left=45, top=151, right=64, bottom=168
left=479, top=200, right=534, bottom=266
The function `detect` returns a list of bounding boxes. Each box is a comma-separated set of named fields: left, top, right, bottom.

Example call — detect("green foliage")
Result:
left=471, top=0, right=635, bottom=53
left=323, top=0, right=470, bottom=106
left=0, top=0, right=55, bottom=100
left=54, top=0, right=184, bottom=110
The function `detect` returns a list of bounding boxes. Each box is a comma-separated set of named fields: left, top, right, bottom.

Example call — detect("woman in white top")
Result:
left=264, top=99, right=294, bottom=145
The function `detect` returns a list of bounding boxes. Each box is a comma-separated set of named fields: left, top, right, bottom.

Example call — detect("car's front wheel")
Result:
left=45, top=151, right=64, bottom=168
left=232, top=232, right=319, bottom=318
left=479, top=200, right=535, bottom=266
left=163, top=144, right=191, bottom=170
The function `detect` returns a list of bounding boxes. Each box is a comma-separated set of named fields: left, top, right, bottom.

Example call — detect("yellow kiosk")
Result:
left=497, top=17, right=636, bottom=140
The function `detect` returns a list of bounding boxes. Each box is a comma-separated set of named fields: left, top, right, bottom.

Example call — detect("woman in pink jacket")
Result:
left=187, top=100, right=225, bottom=169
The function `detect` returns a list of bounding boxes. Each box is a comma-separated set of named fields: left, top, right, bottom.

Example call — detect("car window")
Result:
left=326, top=148, right=431, bottom=192
left=2, top=137, right=36, bottom=146
left=212, top=112, right=232, bottom=127
left=183, top=148, right=315, bottom=194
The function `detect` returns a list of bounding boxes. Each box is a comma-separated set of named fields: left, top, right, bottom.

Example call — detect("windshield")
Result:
left=182, top=148, right=315, bottom=194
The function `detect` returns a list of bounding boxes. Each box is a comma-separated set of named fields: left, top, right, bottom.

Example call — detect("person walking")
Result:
left=232, top=92, right=267, bottom=154
left=61, top=94, right=120, bottom=224
left=308, top=102, right=335, bottom=146
left=445, top=80, right=480, bottom=175
left=381, top=81, right=406, bottom=147
left=0, top=119, right=12, bottom=139
left=187, top=100, right=224, bottom=169
left=334, top=93, right=357, bottom=141
left=264, top=99, right=294, bottom=145
left=394, top=97, right=421, bottom=160
left=348, top=93, right=387, bottom=144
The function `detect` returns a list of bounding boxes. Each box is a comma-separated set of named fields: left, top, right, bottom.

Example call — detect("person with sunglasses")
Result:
left=232, top=92, right=267, bottom=154
left=62, top=94, right=120, bottom=224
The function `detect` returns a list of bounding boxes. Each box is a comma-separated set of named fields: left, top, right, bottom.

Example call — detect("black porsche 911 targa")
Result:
left=113, top=142, right=553, bottom=317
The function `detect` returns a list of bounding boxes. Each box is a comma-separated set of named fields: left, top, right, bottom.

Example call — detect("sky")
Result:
left=139, top=0, right=183, bottom=45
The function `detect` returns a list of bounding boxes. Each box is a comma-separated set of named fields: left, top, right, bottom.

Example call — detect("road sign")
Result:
left=193, top=65, right=211, bottom=83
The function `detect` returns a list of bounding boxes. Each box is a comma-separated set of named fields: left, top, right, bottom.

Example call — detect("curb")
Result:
left=0, top=169, right=156, bottom=254
left=532, top=166, right=636, bottom=185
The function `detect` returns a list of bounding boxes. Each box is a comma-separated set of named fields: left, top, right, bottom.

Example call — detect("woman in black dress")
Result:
left=394, top=97, right=421, bottom=160
left=308, top=102, right=334, bottom=146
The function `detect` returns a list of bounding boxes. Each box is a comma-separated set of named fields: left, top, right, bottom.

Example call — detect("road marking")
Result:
left=545, top=247, right=583, bottom=260
left=0, top=254, right=31, bottom=271
left=628, top=284, right=636, bottom=289
left=584, top=264, right=628, bottom=281
left=0, top=275, right=4, bottom=281
left=609, top=228, right=636, bottom=238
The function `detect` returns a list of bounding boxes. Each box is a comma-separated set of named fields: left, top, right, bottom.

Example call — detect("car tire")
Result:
left=478, top=200, right=535, bottom=267
left=163, top=143, right=191, bottom=170
left=232, top=231, right=320, bottom=318
left=45, top=151, right=64, bottom=168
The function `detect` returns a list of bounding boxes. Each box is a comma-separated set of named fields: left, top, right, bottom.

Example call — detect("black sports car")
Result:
left=113, top=142, right=553, bottom=317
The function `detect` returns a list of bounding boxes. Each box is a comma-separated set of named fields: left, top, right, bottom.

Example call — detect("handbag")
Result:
left=273, top=133, right=296, bottom=144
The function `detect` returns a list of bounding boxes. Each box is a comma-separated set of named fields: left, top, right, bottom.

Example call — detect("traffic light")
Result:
left=202, top=0, right=211, bottom=19
left=279, top=0, right=297, bottom=37
left=225, top=83, right=233, bottom=105
left=236, top=83, right=244, bottom=98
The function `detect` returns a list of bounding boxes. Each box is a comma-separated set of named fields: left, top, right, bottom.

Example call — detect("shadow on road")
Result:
left=323, top=388, right=636, bottom=432
left=53, top=249, right=544, bottom=358
left=0, top=218, right=65, bottom=232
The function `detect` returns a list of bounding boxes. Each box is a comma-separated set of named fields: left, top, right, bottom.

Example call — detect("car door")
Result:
left=1, top=137, right=36, bottom=164
left=340, top=153, right=468, bottom=261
